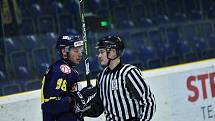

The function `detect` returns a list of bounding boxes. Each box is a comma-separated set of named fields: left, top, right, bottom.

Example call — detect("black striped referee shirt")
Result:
left=96, top=63, right=156, bottom=121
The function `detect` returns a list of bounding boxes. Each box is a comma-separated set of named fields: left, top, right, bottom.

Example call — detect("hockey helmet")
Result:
left=56, top=35, right=83, bottom=54
left=96, top=35, right=124, bottom=56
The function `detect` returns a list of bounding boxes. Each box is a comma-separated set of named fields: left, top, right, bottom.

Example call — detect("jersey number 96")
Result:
left=55, top=78, right=67, bottom=91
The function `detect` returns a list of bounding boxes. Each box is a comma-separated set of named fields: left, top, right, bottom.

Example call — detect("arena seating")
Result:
left=0, top=0, right=215, bottom=96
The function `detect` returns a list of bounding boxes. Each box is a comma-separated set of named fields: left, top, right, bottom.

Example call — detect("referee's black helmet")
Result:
left=96, top=35, right=125, bottom=56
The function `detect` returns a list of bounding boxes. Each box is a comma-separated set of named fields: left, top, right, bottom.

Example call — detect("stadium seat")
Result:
left=191, top=37, right=207, bottom=58
left=39, top=32, right=57, bottom=53
left=166, top=0, right=180, bottom=17
left=50, top=33, right=61, bottom=61
left=0, top=89, right=2, bottom=96
left=120, top=0, right=134, bottom=8
left=181, top=24, right=197, bottom=40
left=130, top=1, right=151, bottom=27
left=0, top=54, right=6, bottom=74
left=198, top=22, right=213, bottom=37
left=172, top=12, right=187, bottom=23
left=37, top=15, right=56, bottom=34
left=24, top=79, right=41, bottom=91
left=19, top=17, right=36, bottom=35
left=112, top=5, right=134, bottom=29
left=64, top=28, right=78, bottom=35
left=98, top=0, right=109, bottom=8
left=129, top=32, right=145, bottom=50
left=207, top=7, right=215, bottom=19
left=0, top=70, right=6, bottom=82
left=159, top=43, right=174, bottom=60
left=188, top=10, right=203, bottom=20
left=2, top=83, right=22, bottom=95
left=48, top=1, right=65, bottom=14
left=5, top=37, right=23, bottom=55
left=0, top=74, right=10, bottom=90
left=10, top=51, right=33, bottom=80
left=202, top=49, right=215, bottom=59
left=165, top=27, right=179, bottom=47
left=121, top=49, right=141, bottom=68
left=63, top=0, right=79, bottom=17
left=183, top=52, right=198, bottom=63
left=147, top=58, right=162, bottom=69
left=57, top=13, right=76, bottom=34
left=202, top=0, right=212, bottom=13
left=152, top=15, right=170, bottom=25
left=21, top=35, right=40, bottom=55
left=28, top=0, right=38, bottom=5
left=97, top=8, right=110, bottom=19
left=122, top=0, right=145, bottom=7
left=30, top=3, right=43, bottom=18
left=138, top=46, right=157, bottom=65
left=147, top=29, right=164, bottom=60
left=121, top=49, right=135, bottom=64
left=32, top=48, right=51, bottom=77
left=207, top=34, right=215, bottom=49
left=18, top=1, right=31, bottom=17
left=166, top=55, right=180, bottom=66
left=131, top=3, right=145, bottom=24
left=147, top=30, right=163, bottom=49
left=137, top=18, right=154, bottom=28
left=183, top=0, right=196, bottom=15
left=0, top=55, right=8, bottom=83
left=85, top=0, right=100, bottom=13
left=177, top=40, right=192, bottom=57
left=108, top=0, right=121, bottom=10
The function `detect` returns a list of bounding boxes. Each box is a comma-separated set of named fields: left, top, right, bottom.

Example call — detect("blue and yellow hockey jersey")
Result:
left=41, top=59, right=81, bottom=121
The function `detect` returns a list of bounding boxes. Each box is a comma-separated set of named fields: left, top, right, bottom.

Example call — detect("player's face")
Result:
left=68, top=47, right=83, bottom=64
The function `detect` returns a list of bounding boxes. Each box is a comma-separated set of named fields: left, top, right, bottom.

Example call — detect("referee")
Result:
left=81, top=35, right=156, bottom=121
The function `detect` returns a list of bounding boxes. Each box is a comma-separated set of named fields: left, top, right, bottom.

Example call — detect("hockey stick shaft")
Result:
left=79, top=0, right=91, bottom=86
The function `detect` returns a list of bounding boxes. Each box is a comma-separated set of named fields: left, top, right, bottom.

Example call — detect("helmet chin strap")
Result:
left=106, top=52, right=119, bottom=67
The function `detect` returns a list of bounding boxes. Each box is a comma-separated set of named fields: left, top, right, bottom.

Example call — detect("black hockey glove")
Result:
left=68, top=91, right=86, bottom=120
left=79, top=85, right=96, bottom=102
left=73, top=86, right=97, bottom=117
left=69, top=85, right=96, bottom=105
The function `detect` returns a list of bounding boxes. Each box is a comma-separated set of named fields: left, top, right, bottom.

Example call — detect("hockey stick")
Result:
left=79, top=0, right=91, bottom=86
